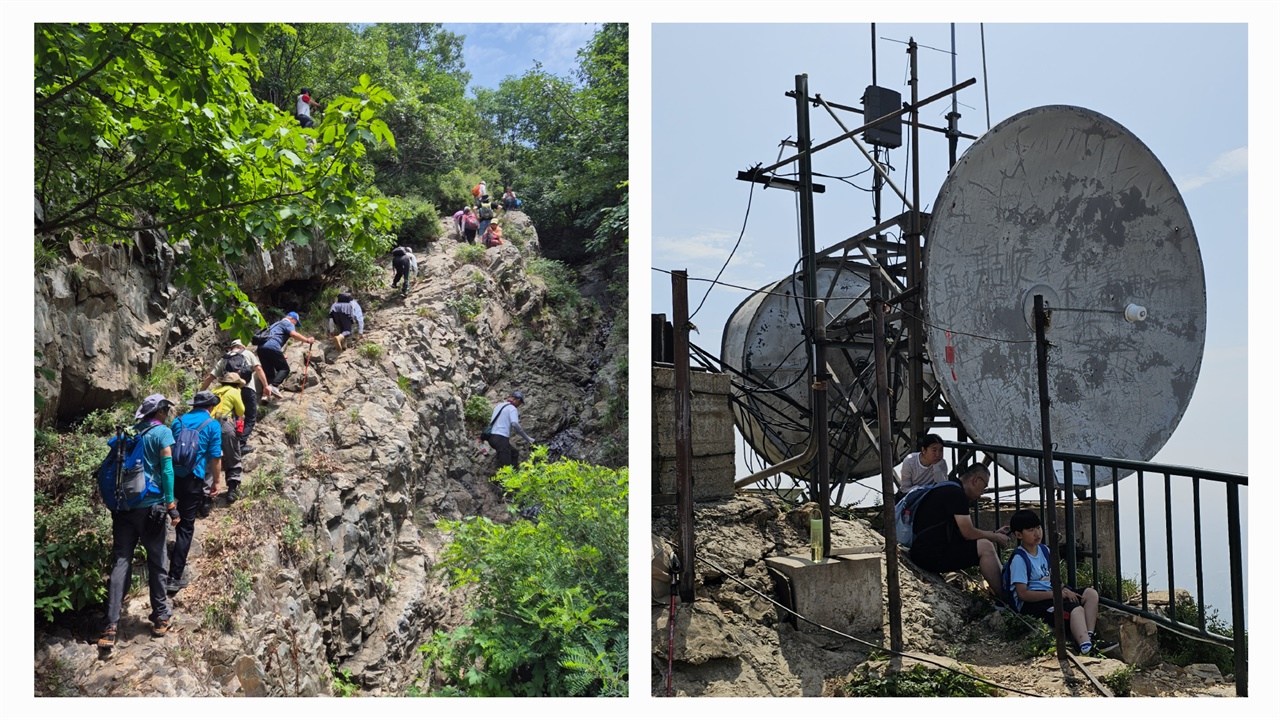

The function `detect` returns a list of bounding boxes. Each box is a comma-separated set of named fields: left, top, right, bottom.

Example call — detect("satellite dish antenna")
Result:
left=723, top=259, right=936, bottom=481
left=923, top=105, right=1206, bottom=485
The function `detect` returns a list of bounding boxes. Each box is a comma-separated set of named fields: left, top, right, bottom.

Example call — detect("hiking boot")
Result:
left=241, top=444, right=255, bottom=455
left=97, top=624, right=117, bottom=649
left=152, top=615, right=173, bottom=638
left=166, top=575, right=189, bottom=596
left=226, top=486, right=241, bottom=505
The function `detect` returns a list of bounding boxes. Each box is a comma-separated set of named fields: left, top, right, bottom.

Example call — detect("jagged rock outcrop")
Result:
left=34, top=210, right=627, bottom=696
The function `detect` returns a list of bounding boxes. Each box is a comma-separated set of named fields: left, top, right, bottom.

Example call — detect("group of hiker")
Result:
left=96, top=300, right=535, bottom=648
left=452, top=182, right=521, bottom=247
left=895, top=435, right=1105, bottom=655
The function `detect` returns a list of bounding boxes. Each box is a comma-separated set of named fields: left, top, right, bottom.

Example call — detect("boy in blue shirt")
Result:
left=1008, top=509, right=1102, bottom=654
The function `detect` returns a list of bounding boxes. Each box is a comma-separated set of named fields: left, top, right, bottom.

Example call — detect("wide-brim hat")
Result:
left=191, top=390, right=220, bottom=408
left=135, top=393, right=174, bottom=420
left=220, top=372, right=246, bottom=387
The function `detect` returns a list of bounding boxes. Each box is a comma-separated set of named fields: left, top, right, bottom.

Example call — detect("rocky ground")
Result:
left=35, top=211, right=626, bottom=696
left=651, top=494, right=1237, bottom=698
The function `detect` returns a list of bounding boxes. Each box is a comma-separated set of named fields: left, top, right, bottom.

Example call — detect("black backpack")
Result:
left=223, top=350, right=252, bottom=380
left=478, top=205, right=494, bottom=221
left=252, top=319, right=291, bottom=348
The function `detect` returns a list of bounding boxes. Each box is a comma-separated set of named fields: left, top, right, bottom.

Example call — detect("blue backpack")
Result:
left=1000, top=543, right=1049, bottom=608
left=893, top=480, right=959, bottom=547
left=97, top=425, right=162, bottom=511
left=171, top=417, right=217, bottom=475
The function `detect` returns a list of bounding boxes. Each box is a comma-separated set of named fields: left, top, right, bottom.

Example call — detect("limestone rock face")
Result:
left=34, top=215, right=625, bottom=696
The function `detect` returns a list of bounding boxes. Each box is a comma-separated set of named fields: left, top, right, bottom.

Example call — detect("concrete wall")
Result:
left=977, top=499, right=1118, bottom=576
left=652, top=366, right=736, bottom=500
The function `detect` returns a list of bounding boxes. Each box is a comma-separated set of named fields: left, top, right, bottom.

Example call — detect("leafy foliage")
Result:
left=844, top=663, right=1000, bottom=697
left=417, top=449, right=628, bottom=697
left=1101, top=664, right=1136, bottom=697
left=35, top=23, right=397, bottom=338
left=463, top=395, right=492, bottom=429
left=455, top=243, right=485, bottom=265
left=1158, top=593, right=1241, bottom=675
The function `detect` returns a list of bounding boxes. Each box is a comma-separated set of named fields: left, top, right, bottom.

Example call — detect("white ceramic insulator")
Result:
left=1124, top=303, right=1148, bottom=323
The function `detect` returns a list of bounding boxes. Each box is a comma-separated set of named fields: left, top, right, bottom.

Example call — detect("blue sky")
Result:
left=651, top=23, right=1249, bottom=477
left=445, top=23, right=600, bottom=92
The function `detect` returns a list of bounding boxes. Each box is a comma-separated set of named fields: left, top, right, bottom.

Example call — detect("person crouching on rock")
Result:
left=486, top=391, right=535, bottom=470
left=483, top=221, right=503, bottom=248
left=328, top=291, right=365, bottom=351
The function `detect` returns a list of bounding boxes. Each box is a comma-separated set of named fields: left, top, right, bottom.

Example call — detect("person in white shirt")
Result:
left=296, top=88, right=320, bottom=128
left=486, top=391, right=534, bottom=469
left=898, top=433, right=949, bottom=498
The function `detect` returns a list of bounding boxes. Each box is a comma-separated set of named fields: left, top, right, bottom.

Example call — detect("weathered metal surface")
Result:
left=923, top=105, right=1205, bottom=485
left=722, top=259, right=932, bottom=480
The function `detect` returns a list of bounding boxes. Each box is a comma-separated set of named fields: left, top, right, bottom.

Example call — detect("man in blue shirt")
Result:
left=256, top=311, right=316, bottom=396
left=167, top=390, right=223, bottom=596
left=98, top=394, right=182, bottom=648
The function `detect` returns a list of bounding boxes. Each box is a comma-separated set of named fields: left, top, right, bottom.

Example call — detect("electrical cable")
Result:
left=695, top=553, right=1045, bottom=697
left=689, top=174, right=756, bottom=321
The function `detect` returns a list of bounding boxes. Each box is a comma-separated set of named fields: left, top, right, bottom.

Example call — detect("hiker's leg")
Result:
left=491, top=435, right=514, bottom=469
left=105, top=510, right=141, bottom=626
left=240, top=386, right=258, bottom=442
left=169, top=476, right=202, bottom=586
left=1082, top=586, right=1099, bottom=631
left=220, top=418, right=242, bottom=492
left=976, top=538, right=1003, bottom=597
left=1068, top=603, right=1090, bottom=645
left=140, top=507, right=171, bottom=622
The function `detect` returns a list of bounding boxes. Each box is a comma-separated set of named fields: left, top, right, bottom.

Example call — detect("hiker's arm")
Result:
left=199, top=372, right=215, bottom=391
left=355, top=304, right=365, bottom=334
left=160, top=446, right=180, bottom=526
left=954, top=514, right=1011, bottom=547
left=207, top=457, right=223, bottom=495
left=1014, top=582, right=1056, bottom=603
left=290, top=329, right=317, bottom=344
left=511, top=420, right=533, bottom=444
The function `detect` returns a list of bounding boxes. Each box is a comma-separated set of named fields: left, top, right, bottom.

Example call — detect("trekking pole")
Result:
left=299, top=342, right=313, bottom=395
left=666, top=552, right=680, bottom=697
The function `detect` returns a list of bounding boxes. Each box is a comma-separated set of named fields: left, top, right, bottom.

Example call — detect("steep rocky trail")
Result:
left=35, top=211, right=626, bottom=696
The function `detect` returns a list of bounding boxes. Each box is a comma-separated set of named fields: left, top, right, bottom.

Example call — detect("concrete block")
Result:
left=652, top=367, right=736, bottom=457
left=765, top=552, right=883, bottom=637
left=654, top=453, right=735, bottom=500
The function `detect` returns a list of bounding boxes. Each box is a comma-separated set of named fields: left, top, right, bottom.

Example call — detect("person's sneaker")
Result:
left=97, top=624, right=117, bottom=649
left=1078, top=641, right=1094, bottom=655
left=226, top=486, right=240, bottom=505
left=241, top=444, right=255, bottom=455
left=152, top=615, right=173, bottom=638
left=166, top=575, right=189, bottom=596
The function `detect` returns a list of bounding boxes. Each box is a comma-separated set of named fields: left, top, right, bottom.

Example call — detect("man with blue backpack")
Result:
left=97, top=394, right=182, bottom=648
left=903, top=463, right=1011, bottom=599
left=166, top=390, right=224, bottom=596
left=1004, top=509, right=1103, bottom=654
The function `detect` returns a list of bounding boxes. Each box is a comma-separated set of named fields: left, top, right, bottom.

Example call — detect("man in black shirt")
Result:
left=908, top=463, right=1011, bottom=598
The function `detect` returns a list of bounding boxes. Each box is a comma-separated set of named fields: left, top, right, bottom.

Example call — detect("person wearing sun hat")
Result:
left=166, top=390, right=224, bottom=596
left=211, top=372, right=247, bottom=504
left=97, top=394, right=180, bottom=648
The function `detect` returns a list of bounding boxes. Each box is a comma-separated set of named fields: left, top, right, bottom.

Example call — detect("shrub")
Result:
left=1158, top=593, right=1241, bottom=675
left=446, top=294, right=481, bottom=321
left=1101, top=664, right=1136, bottom=697
left=527, top=257, right=581, bottom=318
left=388, top=195, right=442, bottom=245
left=331, top=233, right=394, bottom=291
left=284, top=414, right=304, bottom=444
left=134, top=360, right=195, bottom=402
left=359, top=342, right=383, bottom=361
left=455, top=244, right=485, bottom=265
left=464, top=395, right=492, bottom=429
left=417, top=449, right=628, bottom=697
left=843, top=663, right=999, bottom=697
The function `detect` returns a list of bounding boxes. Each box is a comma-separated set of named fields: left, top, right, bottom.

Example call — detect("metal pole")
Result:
left=873, top=275, right=903, bottom=651
left=794, top=74, right=820, bottom=498
left=672, top=270, right=695, bottom=603
left=905, top=40, right=925, bottom=445
left=814, top=300, right=831, bottom=558
left=1227, top=485, right=1247, bottom=696
left=947, top=24, right=961, bottom=167
left=1035, top=294, right=1068, bottom=661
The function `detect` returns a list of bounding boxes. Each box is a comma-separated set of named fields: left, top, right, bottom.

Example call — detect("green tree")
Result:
left=35, top=22, right=396, bottom=337
left=418, top=448, right=628, bottom=697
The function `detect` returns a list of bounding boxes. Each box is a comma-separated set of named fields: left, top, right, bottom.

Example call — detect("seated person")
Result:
left=1007, top=509, right=1102, bottom=654
left=898, top=433, right=948, bottom=499
left=908, top=463, right=1010, bottom=598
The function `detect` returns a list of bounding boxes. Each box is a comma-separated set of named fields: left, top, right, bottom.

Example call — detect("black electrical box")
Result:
left=862, top=85, right=902, bottom=149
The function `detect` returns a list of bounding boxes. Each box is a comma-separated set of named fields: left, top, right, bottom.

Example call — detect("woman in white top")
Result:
left=898, top=433, right=949, bottom=496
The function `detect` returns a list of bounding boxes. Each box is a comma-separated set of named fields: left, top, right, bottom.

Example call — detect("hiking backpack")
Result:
left=171, top=417, right=217, bottom=475
left=478, top=205, right=494, bottom=221
left=463, top=214, right=478, bottom=230
left=223, top=350, right=252, bottom=381
left=480, top=403, right=512, bottom=442
left=97, top=425, right=162, bottom=511
left=893, top=480, right=960, bottom=547
left=252, top=319, right=291, bottom=348
left=1000, top=543, right=1048, bottom=608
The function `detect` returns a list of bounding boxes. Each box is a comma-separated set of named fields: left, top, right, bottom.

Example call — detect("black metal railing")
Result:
left=946, top=440, right=1248, bottom=696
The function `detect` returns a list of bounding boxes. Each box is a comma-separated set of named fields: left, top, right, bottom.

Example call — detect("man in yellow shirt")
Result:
left=211, top=372, right=247, bottom=505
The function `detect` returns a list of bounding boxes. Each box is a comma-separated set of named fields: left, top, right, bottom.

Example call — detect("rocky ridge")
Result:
left=34, top=211, right=627, bottom=696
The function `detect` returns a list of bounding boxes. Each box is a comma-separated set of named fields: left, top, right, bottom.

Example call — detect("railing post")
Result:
left=1227, top=485, right=1247, bottom=697
left=1034, top=294, right=1068, bottom=661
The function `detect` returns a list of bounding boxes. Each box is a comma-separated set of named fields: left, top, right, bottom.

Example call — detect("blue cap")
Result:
left=286, top=311, right=300, bottom=322
left=512, top=391, right=525, bottom=401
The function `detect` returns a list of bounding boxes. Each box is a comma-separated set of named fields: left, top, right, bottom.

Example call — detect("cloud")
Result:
left=1178, top=146, right=1247, bottom=191
left=653, top=232, right=773, bottom=289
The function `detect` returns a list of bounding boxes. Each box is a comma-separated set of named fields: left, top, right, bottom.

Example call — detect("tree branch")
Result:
left=35, top=23, right=139, bottom=111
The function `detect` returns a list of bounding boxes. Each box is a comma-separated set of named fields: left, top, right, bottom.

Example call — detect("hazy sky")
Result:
left=445, top=23, right=600, bottom=92
left=651, top=23, right=1248, bottom=477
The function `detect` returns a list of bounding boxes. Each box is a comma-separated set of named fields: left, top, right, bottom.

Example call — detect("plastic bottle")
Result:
left=810, top=509, right=823, bottom=562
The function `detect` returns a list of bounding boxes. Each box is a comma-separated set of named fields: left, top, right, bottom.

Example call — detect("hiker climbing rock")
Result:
left=296, top=87, right=320, bottom=128
left=210, top=372, right=247, bottom=505
left=167, top=390, right=224, bottom=596
left=391, top=245, right=416, bottom=297
left=483, top=221, right=503, bottom=248
left=472, top=180, right=487, bottom=207
left=200, top=338, right=271, bottom=448
left=461, top=206, right=479, bottom=244
left=97, top=394, right=180, bottom=648
left=484, top=391, right=535, bottom=470
left=452, top=206, right=467, bottom=240
left=328, top=291, right=365, bottom=351
left=254, top=311, right=316, bottom=395
left=476, top=201, right=495, bottom=239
